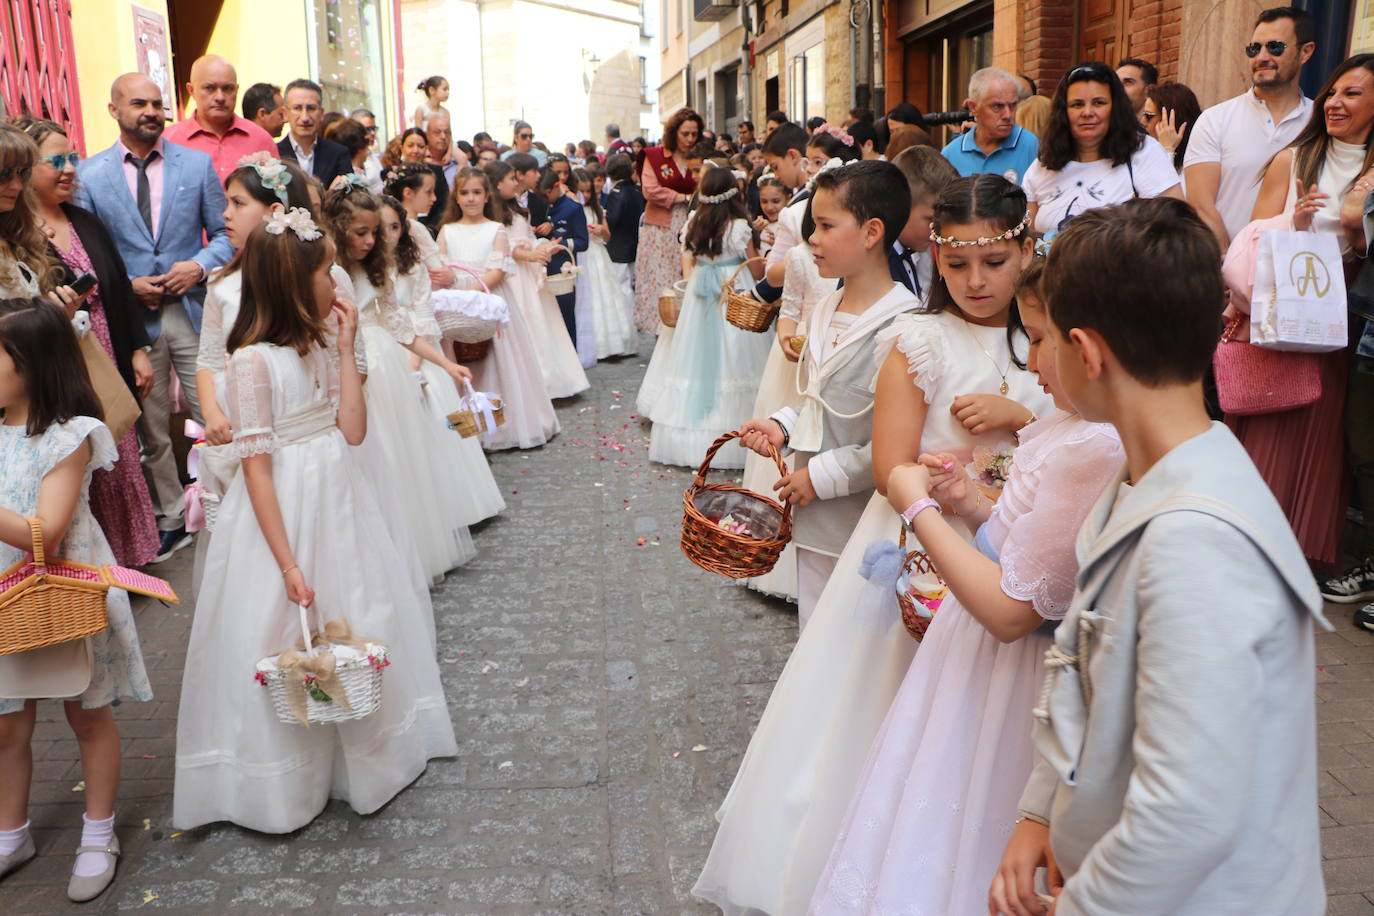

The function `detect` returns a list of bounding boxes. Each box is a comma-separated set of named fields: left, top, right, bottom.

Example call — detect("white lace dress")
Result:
left=440, top=219, right=560, bottom=450
left=393, top=253, right=505, bottom=526
left=743, top=243, right=837, bottom=601
left=692, top=311, right=1056, bottom=915
left=583, top=204, right=638, bottom=359
left=499, top=214, right=590, bottom=399
left=173, top=343, right=456, bottom=833
left=0, top=418, right=151, bottom=713
left=810, top=411, right=1124, bottom=915
left=351, top=268, right=475, bottom=582
left=647, top=218, right=772, bottom=468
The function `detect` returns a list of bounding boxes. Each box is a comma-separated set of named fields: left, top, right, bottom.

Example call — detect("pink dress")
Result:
left=809, top=411, right=1124, bottom=915
left=56, top=231, right=159, bottom=567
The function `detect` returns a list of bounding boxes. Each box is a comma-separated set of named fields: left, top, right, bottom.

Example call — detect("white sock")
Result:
left=0, top=821, right=29, bottom=857
left=73, top=813, right=114, bottom=878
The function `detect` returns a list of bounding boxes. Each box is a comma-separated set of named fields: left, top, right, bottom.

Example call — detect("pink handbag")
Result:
left=1214, top=215, right=1323, bottom=416
left=1213, top=317, right=1321, bottom=415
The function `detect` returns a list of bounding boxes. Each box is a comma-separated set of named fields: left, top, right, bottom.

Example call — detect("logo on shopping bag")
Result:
left=1289, top=251, right=1332, bottom=298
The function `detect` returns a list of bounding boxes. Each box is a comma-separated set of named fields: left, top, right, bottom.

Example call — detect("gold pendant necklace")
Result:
left=960, top=319, right=1011, bottom=395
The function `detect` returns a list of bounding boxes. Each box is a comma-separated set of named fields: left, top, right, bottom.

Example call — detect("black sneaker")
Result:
left=1355, top=604, right=1374, bottom=632
left=1321, top=559, right=1374, bottom=604
left=149, top=527, right=192, bottom=565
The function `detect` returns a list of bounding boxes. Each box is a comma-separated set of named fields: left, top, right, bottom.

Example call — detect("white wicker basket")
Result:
left=544, top=239, right=581, bottom=296
left=433, top=265, right=509, bottom=343
left=255, top=604, right=388, bottom=727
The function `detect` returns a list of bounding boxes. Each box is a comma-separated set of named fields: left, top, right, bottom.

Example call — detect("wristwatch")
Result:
left=902, top=497, right=941, bottom=527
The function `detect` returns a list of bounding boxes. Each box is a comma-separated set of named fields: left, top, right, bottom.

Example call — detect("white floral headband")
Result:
left=264, top=206, right=323, bottom=242
left=929, top=210, right=1032, bottom=247
left=238, top=152, right=292, bottom=206
left=699, top=186, right=738, bottom=205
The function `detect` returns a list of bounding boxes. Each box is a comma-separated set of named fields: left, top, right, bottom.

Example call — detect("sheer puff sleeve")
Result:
left=40, top=417, right=117, bottom=477
left=994, top=419, right=1124, bottom=619
left=225, top=347, right=277, bottom=459
left=196, top=280, right=229, bottom=373
left=873, top=312, right=946, bottom=400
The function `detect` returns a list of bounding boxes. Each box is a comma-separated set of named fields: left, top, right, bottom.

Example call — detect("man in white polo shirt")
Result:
left=1184, top=6, right=1315, bottom=249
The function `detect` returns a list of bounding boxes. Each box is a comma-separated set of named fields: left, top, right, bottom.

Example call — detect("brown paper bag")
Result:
left=78, top=333, right=140, bottom=441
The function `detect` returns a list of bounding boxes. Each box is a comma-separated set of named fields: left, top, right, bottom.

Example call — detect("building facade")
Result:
left=399, top=0, right=653, bottom=149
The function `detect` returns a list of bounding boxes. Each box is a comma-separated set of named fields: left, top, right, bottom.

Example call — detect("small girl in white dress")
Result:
left=443, top=165, right=561, bottom=450
left=323, top=183, right=475, bottom=582
left=411, top=76, right=450, bottom=133
left=0, top=301, right=152, bottom=902
left=173, top=208, right=456, bottom=833
left=570, top=167, right=637, bottom=359
left=647, top=166, right=769, bottom=468
left=809, top=262, right=1124, bottom=915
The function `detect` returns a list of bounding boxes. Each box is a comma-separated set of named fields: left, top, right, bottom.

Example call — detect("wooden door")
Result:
left=1079, top=0, right=1126, bottom=65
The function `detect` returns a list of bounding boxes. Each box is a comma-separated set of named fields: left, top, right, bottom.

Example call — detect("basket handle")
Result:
left=722, top=256, right=767, bottom=290
left=693, top=431, right=794, bottom=525
left=446, top=262, right=491, bottom=294
left=296, top=603, right=317, bottom=658
left=26, top=517, right=45, bottom=572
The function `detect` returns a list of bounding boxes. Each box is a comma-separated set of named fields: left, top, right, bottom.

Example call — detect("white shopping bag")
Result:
left=1251, top=229, right=1347, bottom=352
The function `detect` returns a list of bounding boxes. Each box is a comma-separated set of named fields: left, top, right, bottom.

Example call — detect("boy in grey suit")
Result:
left=740, top=162, right=920, bottom=626
left=991, top=198, right=1326, bottom=915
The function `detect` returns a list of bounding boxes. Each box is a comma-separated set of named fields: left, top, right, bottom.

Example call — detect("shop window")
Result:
left=789, top=43, right=824, bottom=122
left=715, top=64, right=739, bottom=131
left=306, top=0, right=388, bottom=124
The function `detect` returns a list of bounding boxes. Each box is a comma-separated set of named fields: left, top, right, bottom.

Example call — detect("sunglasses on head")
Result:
left=0, top=167, right=32, bottom=183
left=1246, top=40, right=1289, bottom=58
left=41, top=152, right=80, bottom=170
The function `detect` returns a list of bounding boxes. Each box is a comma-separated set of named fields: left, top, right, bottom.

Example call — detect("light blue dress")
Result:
left=648, top=217, right=771, bottom=469
left=0, top=417, right=152, bottom=713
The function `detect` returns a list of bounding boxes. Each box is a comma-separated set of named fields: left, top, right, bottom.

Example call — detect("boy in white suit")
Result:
left=991, top=197, right=1327, bottom=915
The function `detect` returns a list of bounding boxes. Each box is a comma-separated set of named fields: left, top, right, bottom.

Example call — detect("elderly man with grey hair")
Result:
left=940, top=66, right=1039, bottom=184
left=606, top=122, right=628, bottom=156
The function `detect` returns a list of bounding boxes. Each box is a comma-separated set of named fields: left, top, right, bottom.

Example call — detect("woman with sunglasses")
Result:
left=0, top=125, right=80, bottom=308
left=1022, top=61, right=1182, bottom=235
left=13, top=116, right=160, bottom=568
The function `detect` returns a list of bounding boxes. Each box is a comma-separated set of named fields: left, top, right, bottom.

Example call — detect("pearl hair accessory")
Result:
left=263, top=206, right=323, bottom=242
left=929, top=209, right=1032, bottom=248
left=699, top=186, right=739, bottom=205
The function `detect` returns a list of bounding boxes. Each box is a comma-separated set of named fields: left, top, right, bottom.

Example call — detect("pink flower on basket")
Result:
left=964, top=445, right=1015, bottom=490
left=254, top=671, right=267, bottom=686
left=368, top=654, right=391, bottom=671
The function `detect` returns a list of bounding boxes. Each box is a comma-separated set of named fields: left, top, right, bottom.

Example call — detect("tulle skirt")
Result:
left=586, top=237, right=638, bottom=359
left=810, top=599, right=1051, bottom=914
left=647, top=261, right=771, bottom=469
left=417, top=355, right=506, bottom=525
left=173, top=428, right=457, bottom=833
left=465, top=282, right=562, bottom=450
left=508, top=258, right=589, bottom=399
left=742, top=339, right=803, bottom=601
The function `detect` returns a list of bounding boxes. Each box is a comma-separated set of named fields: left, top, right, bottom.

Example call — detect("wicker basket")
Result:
left=681, top=431, right=793, bottom=578
left=433, top=265, right=508, bottom=344
left=721, top=257, right=778, bottom=333
left=895, top=526, right=947, bottom=642
left=256, top=604, right=387, bottom=727
left=545, top=240, right=582, bottom=296
left=447, top=381, right=506, bottom=438
left=0, top=518, right=179, bottom=656
left=658, top=283, right=683, bottom=329
left=788, top=334, right=807, bottom=356
left=451, top=338, right=492, bottom=362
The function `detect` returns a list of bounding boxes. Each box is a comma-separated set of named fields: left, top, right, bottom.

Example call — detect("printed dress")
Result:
left=174, top=343, right=456, bottom=832
left=692, top=311, right=1055, bottom=915
left=647, top=217, right=771, bottom=469
left=440, top=219, right=560, bottom=450
left=810, top=411, right=1124, bottom=915
left=0, top=418, right=151, bottom=713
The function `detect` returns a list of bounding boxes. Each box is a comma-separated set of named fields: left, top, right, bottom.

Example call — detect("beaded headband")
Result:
left=699, top=186, right=738, bottom=204
left=929, top=209, right=1031, bottom=248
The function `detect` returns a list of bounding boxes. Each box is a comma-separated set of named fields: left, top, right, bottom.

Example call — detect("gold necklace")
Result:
left=958, top=318, right=1011, bottom=395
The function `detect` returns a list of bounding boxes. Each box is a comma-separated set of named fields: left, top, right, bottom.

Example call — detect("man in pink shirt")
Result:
left=163, top=55, right=276, bottom=182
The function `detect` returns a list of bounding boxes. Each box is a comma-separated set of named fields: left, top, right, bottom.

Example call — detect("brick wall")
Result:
left=1020, top=0, right=1076, bottom=94
left=1017, top=0, right=1186, bottom=95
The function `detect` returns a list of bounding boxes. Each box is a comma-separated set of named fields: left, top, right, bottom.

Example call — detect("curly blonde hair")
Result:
left=0, top=124, right=57, bottom=291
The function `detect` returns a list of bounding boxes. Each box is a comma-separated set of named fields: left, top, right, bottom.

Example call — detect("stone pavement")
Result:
left=2, top=346, right=1374, bottom=914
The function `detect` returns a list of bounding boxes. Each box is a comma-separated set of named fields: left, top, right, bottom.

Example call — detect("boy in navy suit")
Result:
left=603, top=153, right=644, bottom=319
left=538, top=167, right=587, bottom=341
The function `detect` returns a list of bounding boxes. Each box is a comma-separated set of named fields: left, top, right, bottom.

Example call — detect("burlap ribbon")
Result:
left=275, top=617, right=379, bottom=726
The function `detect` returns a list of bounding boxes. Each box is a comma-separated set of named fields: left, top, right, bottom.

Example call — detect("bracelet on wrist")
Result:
left=281, top=563, right=299, bottom=576
left=902, top=497, right=941, bottom=527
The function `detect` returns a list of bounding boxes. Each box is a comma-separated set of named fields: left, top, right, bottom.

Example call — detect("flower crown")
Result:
left=814, top=124, right=854, bottom=147
left=804, top=156, right=846, bottom=192
left=699, top=186, right=738, bottom=205
left=329, top=172, right=372, bottom=195
left=929, top=210, right=1032, bottom=248
left=264, top=206, right=323, bottom=242
left=238, top=152, right=292, bottom=206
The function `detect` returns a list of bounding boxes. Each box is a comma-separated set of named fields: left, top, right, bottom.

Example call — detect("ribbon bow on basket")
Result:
left=447, top=378, right=506, bottom=438
left=0, top=518, right=179, bottom=657
left=255, top=603, right=389, bottom=727
left=680, top=431, right=793, bottom=578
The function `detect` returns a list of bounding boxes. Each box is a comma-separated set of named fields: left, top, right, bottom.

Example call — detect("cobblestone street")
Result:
left=4, top=346, right=1374, bottom=914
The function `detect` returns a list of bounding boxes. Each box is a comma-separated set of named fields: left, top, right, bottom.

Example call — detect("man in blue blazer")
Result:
left=276, top=78, right=353, bottom=188
left=74, top=72, right=233, bottom=563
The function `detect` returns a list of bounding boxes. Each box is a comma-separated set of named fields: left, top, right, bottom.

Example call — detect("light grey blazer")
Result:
left=1018, top=423, right=1327, bottom=915
left=772, top=285, right=920, bottom=556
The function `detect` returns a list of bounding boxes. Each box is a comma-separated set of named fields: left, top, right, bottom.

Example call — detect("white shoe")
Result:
left=67, top=835, right=119, bottom=903
left=0, top=833, right=35, bottom=880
